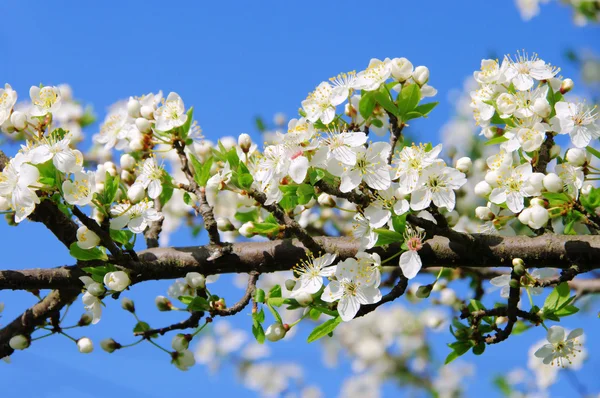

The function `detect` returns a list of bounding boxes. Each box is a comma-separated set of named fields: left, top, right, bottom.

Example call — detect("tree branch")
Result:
left=211, top=271, right=259, bottom=317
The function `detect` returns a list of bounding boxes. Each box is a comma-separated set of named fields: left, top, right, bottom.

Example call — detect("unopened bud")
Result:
left=543, top=173, right=563, bottom=193
left=416, top=284, right=434, bottom=298
left=455, top=157, right=472, bottom=174
left=216, top=217, right=235, bottom=232
left=239, top=222, right=255, bottom=238
left=566, top=148, right=587, bottom=166
left=560, top=78, right=574, bottom=94
left=185, top=272, right=206, bottom=289
left=9, top=335, right=30, bottom=350
left=121, top=297, right=135, bottom=313
left=78, top=313, right=93, bottom=327
left=77, top=337, right=94, bottom=354
left=171, top=334, right=191, bottom=352
left=285, top=279, right=296, bottom=291
left=87, top=282, right=105, bottom=297
left=155, top=295, right=172, bottom=311
left=474, top=181, right=492, bottom=197
left=530, top=198, right=546, bottom=207
left=127, top=97, right=141, bottom=118
left=238, top=133, right=252, bottom=153
left=412, top=66, right=430, bottom=86
left=140, top=105, right=155, bottom=120
left=10, top=111, right=27, bottom=131
left=293, top=291, right=313, bottom=307
left=317, top=193, right=336, bottom=208
left=509, top=279, right=520, bottom=289
left=475, top=206, right=494, bottom=221
left=127, top=184, right=146, bottom=203
left=265, top=323, right=287, bottom=342
left=532, top=98, right=551, bottom=118
left=582, top=182, right=593, bottom=196
left=100, top=338, right=121, bottom=353
left=135, top=117, right=152, bottom=134
left=120, top=154, right=136, bottom=170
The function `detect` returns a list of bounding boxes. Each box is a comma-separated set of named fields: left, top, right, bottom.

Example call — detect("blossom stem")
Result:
left=120, top=338, right=144, bottom=348
left=381, top=251, right=402, bottom=265
left=191, top=320, right=209, bottom=337
left=31, top=332, right=54, bottom=341
left=147, top=338, right=172, bottom=355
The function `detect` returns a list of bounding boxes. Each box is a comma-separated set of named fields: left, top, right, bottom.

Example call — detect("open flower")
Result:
left=63, top=171, right=95, bottom=206
left=399, top=226, right=425, bottom=279
left=321, top=130, right=367, bottom=165
left=0, top=84, right=18, bottom=125
left=534, top=326, right=583, bottom=367
left=321, top=258, right=382, bottom=321
left=489, top=163, right=533, bottom=213
left=503, top=52, right=559, bottom=91
left=336, top=141, right=391, bottom=193
left=553, top=101, right=600, bottom=148
left=134, top=157, right=164, bottom=199
left=104, top=271, right=131, bottom=292
left=394, top=144, right=443, bottom=193
left=291, top=253, right=337, bottom=297
left=0, top=158, right=41, bottom=223
left=154, top=92, right=187, bottom=131
left=410, top=161, right=467, bottom=212
left=301, top=82, right=339, bottom=124
left=110, top=200, right=163, bottom=233
left=29, top=85, right=62, bottom=116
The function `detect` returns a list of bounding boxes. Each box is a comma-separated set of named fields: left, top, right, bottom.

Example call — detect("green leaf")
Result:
left=158, top=176, right=174, bottom=206
left=179, top=107, right=194, bottom=139
left=235, top=208, right=259, bottom=223
left=255, top=308, right=265, bottom=323
left=397, top=84, right=421, bottom=117
left=543, top=282, right=571, bottom=311
left=308, top=307, right=321, bottom=320
left=586, top=146, right=600, bottom=160
left=255, top=116, right=267, bottom=133
left=35, top=160, right=58, bottom=187
left=308, top=168, right=325, bottom=185
left=414, top=101, right=439, bottom=117
left=69, top=242, right=108, bottom=261
left=485, top=136, right=509, bottom=146
left=297, top=184, right=315, bottom=205
left=493, top=376, right=513, bottom=396
left=109, top=229, right=133, bottom=246
left=252, top=323, right=265, bottom=344
left=307, top=316, right=342, bottom=343
left=254, top=289, right=266, bottom=304
left=268, top=297, right=289, bottom=307
left=391, top=213, right=407, bottom=235
left=189, top=155, right=213, bottom=188
left=373, top=87, right=398, bottom=116
left=358, top=91, right=376, bottom=119
left=373, top=228, right=404, bottom=246
left=554, top=305, right=579, bottom=317
left=472, top=342, right=486, bottom=355
left=542, top=192, right=571, bottom=205
left=445, top=341, right=472, bottom=364
left=468, top=299, right=486, bottom=312
left=268, top=284, right=282, bottom=299
left=187, top=297, right=210, bottom=311
left=103, top=172, right=120, bottom=206
left=251, top=222, right=280, bottom=236
left=236, top=161, right=254, bottom=189
left=81, top=264, right=116, bottom=283
left=133, top=321, right=151, bottom=333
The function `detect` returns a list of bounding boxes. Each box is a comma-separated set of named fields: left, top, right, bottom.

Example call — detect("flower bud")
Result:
left=549, top=144, right=561, bottom=159
left=238, top=133, right=252, bottom=153
left=509, top=279, right=520, bottom=289
left=455, top=157, right=472, bottom=173
left=104, top=271, right=130, bottom=292
left=543, top=173, right=563, bottom=193
left=172, top=334, right=191, bottom=352
left=76, top=225, right=101, bottom=250
left=185, top=272, right=206, bottom=289
left=239, top=222, right=255, bottom=238
left=135, top=117, right=152, bottom=134
left=412, top=66, right=430, bottom=86
left=87, top=282, right=105, bottom=297
left=172, top=349, right=195, bottom=371
left=533, top=98, right=551, bottom=118
left=127, top=183, right=146, bottom=203
left=9, top=335, right=30, bottom=350
left=481, top=127, right=495, bottom=139
left=140, top=105, right=155, bottom=120
left=120, top=154, right=136, bottom=170
left=77, top=337, right=94, bottom=354
left=216, top=217, right=235, bottom=232
left=484, top=170, right=500, bottom=188
left=344, top=103, right=357, bottom=118
left=529, top=173, right=545, bottom=194
left=391, top=57, right=414, bottom=82
left=528, top=205, right=549, bottom=229
left=566, top=148, right=587, bottom=166
left=10, top=111, right=27, bottom=131
left=474, top=181, right=492, bottom=197
left=129, top=137, right=145, bottom=151
left=127, top=97, right=141, bottom=118
left=155, top=295, right=172, bottom=311
left=103, top=162, right=117, bottom=176
left=121, top=297, right=135, bottom=313
left=78, top=313, right=93, bottom=327
left=560, top=78, right=574, bottom=94
left=475, top=206, right=494, bottom=221
left=416, top=284, right=434, bottom=298
left=285, top=279, right=296, bottom=291
left=582, top=182, right=593, bottom=196
left=530, top=197, right=546, bottom=207
left=317, top=193, right=336, bottom=208
left=518, top=208, right=532, bottom=225
left=265, top=323, right=287, bottom=342
left=293, top=291, right=313, bottom=307
left=100, top=338, right=120, bottom=353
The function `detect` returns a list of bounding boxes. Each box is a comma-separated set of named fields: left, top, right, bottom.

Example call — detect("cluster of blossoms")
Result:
left=515, top=0, right=600, bottom=25
left=469, top=52, right=599, bottom=234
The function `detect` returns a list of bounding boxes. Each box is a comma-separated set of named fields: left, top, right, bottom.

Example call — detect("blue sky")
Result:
left=0, top=1, right=599, bottom=397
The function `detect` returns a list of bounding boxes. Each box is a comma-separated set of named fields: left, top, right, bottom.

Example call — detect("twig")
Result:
left=135, top=311, right=203, bottom=337
left=211, top=272, right=259, bottom=316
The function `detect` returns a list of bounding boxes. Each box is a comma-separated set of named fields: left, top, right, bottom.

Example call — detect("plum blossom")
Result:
left=301, top=82, right=340, bottom=124
left=154, top=92, right=187, bottom=131
left=399, top=226, right=425, bottom=279
left=321, top=258, right=382, bottom=321
left=534, top=326, right=583, bottom=367
left=409, top=161, right=467, bottom=211
left=133, top=157, right=164, bottom=199
left=291, top=253, right=337, bottom=297
left=29, top=85, right=62, bottom=116
left=503, top=52, right=559, bottom=91
left=489, top=163, right=533, bottom=213
left=110, top=200, right=162, bottom=233
left=0, top=84, right=17, bottom=125
left=63, top=171, right=95, bottom=206
left=334, top=141, right=391, bottom=193
left=553, top=101, right=600, bottom=148
left=394, top=143, right=443, bottom=193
